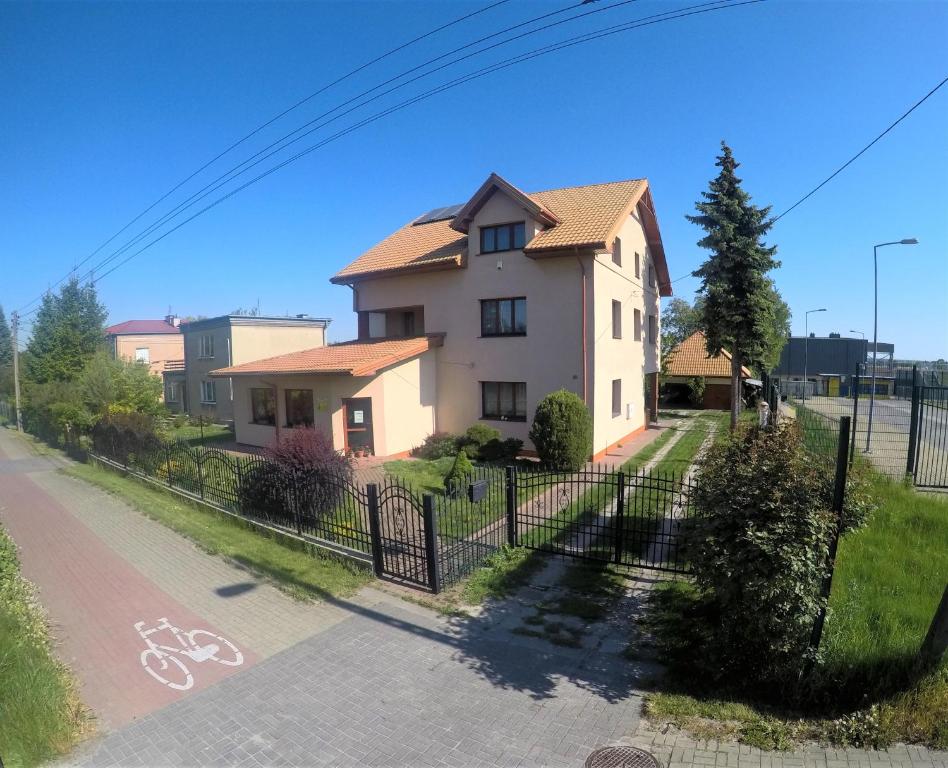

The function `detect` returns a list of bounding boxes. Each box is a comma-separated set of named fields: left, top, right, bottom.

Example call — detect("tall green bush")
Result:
left=529, top=389, right=592, bottom=471
left=684, top=422, right=834, bottom=686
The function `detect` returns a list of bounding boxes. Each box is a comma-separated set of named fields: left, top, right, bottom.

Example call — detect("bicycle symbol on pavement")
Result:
left=135, top=617, right=243, bottom=691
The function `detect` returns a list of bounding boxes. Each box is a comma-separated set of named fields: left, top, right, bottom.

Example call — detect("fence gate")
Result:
left=912, top=386, right=948, bottom=488
left=369, top=482, right=431, bottom=588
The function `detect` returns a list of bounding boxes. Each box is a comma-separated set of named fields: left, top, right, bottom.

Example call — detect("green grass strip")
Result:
left=65, top=462, right=372, bottom=602
left=0, top=525, right=88, bottom=767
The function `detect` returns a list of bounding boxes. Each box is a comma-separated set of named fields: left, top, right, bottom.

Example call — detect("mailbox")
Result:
left=468, top=479, right=488, bottom=503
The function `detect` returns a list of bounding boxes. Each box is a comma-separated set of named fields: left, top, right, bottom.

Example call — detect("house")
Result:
left=770, top=334, right=895, bottom=397
left=166, top=314, right=331, bottom=423
left=212, top=173, right=672, bottom=458
left=662, top=331, right=752, bottom=409
left=106, top=316, right=184, bottom=381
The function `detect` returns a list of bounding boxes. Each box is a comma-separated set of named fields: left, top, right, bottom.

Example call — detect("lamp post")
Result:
left=849, top=330, right=865, bottom=339
left=803, top=308, right=827, bottom=402
left=865, top=238, right=917, bottom=452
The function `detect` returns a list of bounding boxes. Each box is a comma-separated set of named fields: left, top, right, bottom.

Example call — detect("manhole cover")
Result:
left=585, top=745, right=662, bottom=768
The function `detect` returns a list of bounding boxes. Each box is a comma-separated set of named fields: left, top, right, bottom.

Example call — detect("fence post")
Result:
left=505, top=465, right=517, bottom=547
left=849, top=372, right=860, bottom=467
left=366, top=483, right=384, bottom=578
left=907, top=379, right=922, bottom=477
left=197, top=452, right=206, bottom=501
left=422, top=494, right=442, bottom=594
left=165, top=443, right=174, bottom=487
left=613, top=471, right=626, bottom=566
left=809, top=415, right=851, bottom=655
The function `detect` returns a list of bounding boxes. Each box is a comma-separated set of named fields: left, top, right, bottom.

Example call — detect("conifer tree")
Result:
left=688, top=142, right=781, bottom=430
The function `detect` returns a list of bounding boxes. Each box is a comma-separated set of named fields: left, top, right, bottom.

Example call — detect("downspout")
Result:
left=575, top=250, right=587, bottom=405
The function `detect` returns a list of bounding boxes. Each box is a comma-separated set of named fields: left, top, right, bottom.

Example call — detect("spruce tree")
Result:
left=26, top=278, right=107, bottom=384
left=687, top=142, right=780, bottom=430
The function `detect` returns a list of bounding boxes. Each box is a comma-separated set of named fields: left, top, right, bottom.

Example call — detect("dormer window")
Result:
left=480, top=222, right=525, bottom=254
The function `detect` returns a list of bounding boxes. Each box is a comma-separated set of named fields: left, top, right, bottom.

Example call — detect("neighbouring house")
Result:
left=662, top=331, right=752, bottom=409
left=106, top=316, right=184, bottom=387
left=166, top=314, right=331, bottom=423
left=770, top=334, right=895, bottom=397
left=212, top=172, right=672, bottom=458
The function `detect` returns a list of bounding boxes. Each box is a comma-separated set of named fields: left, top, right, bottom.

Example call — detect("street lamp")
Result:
left=849, top=330, right=865, bottom=339
left=865, top=238, right=918, bottom=452
left=803, top=308, right=827, bottom=402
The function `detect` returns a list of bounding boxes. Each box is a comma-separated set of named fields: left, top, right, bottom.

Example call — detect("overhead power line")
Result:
left=14, top=0, right=514, bottom=315
left=773, top=74, right=948, bottom=221
left=81, top=1, right=762, bottom=288
left=72, top=0, right=648, bottom=287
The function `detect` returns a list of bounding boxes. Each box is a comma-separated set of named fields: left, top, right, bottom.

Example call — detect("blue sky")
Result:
left=2, top=0, right=946, bottom=359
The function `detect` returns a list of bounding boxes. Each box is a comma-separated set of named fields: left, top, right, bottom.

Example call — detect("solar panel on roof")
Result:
left=412, top=203, right=464, bottom=226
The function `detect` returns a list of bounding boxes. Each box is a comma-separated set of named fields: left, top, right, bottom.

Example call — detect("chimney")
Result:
left=165, top=314, right=180, bottom=327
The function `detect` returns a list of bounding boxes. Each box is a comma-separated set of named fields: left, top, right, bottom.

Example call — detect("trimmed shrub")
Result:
left=413, top=432, right=460, bottom=460
left=458, top=423, right=502, bottom=458
left=444, top=451, right=474, bottom=496
left=239, top=427, right=352, bottom=528
left=479, top=437, right=523, bottom=463
left=265, top=427, right=352, bottom=478
left=683, top=422, right=834, bottom=688
left=529, top=390, right=592, bottom=471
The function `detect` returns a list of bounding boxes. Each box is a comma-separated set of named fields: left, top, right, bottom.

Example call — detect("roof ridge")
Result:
left=529, top=178, right=645, bottom=195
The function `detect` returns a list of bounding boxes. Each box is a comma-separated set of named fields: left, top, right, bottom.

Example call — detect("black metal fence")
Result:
left=82, top=422, right=700, bottom=592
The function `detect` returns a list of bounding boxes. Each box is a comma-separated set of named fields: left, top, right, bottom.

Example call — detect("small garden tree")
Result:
left=529, top=389, right=592, bottom=471
left=684, top=423, right=834, bottom=687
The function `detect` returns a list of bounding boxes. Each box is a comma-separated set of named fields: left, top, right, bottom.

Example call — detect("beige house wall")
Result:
left=229, top=324, right=327, bottom=365
left=229, top=351, right=437, bottom=456
left=589, top=209, right=661, bottom=452
left=352, top=190, right=663, bottom=456
left=112, top=333, right=184, bottom=377
left=184, top=323, right=236, bottom=423
left=353, top=191, right=586, bottom=450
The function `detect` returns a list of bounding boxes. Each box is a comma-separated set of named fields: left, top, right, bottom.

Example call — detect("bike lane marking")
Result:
left=0, top=453, right=259, bottom=729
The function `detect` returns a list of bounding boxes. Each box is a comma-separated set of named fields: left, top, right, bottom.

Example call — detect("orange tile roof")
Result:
left=331, top=175, right=660, bottom=287
left=210, top=335, right=443, bottom=377
left=665, top=331, right=753, bottom=378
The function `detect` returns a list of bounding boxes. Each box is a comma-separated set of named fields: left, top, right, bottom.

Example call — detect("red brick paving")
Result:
left=0, top=444, right=258, bottom=729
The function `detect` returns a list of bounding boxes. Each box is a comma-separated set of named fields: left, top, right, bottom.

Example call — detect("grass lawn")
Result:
left=0, top=525, right=88, bottom=767
left=160, top=422, right=234, bottom=447
left=65, top=462, right=372, bottom=602
left=644, top=472, right=948, bottom=750
left=383, top=457, right=454, bottom=494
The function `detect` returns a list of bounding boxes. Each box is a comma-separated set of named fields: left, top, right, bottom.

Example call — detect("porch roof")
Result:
left=209, top=334, right=443, bottom=378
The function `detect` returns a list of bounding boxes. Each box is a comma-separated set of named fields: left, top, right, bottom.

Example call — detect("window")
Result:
left=612, top=379, right=622, bottom=418
left=135, top=347, right=150, bottom=363
left=199, top=334, right=215, bottom=359
left=166, top=382, right=179, bottom=402
left=368, top=312, right=386, bottom=338
left=481, top=297, right=526, bottom=336
left=285, top=389, right=314, bottom=427
left=612, top=237, right=622, bottom=266
left=480, top=222, right=525, bottom=254
left=648, top=314, right=657, bottom=344
left=200, top=380, right=216, bottom=404
left=481, top=381, right=526, bottom=421
left=612, top=300, right=622, bottom=339
left=250, top=388, right=276, bottom=426
left=634, top=308, right=642, bottom=342
left=403, top=311, right=416, bottom=337
left=635, top=252, right=641, bottom=278
left=648, top=264, right=655, bottom=287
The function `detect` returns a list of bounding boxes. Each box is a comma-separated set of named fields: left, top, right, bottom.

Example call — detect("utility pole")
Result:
left=11, top=310, right=23, bottom=432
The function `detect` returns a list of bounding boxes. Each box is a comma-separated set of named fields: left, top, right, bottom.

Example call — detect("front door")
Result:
left=343, top=398, right=374, bottom=454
